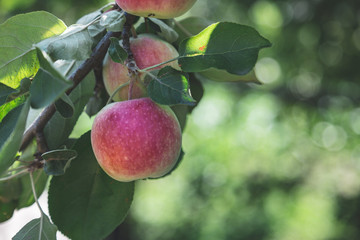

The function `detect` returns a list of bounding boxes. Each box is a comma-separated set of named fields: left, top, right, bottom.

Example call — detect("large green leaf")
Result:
left=0, top=11, right=67, bottom=89
left=13, top=214, right=57, bottom=240
left=174, top=19, right=261, bottom=83
left=30, top=49, right=72, bottom=109
left=38, top=24, right=95, bottom=61
left=0, top=99, right=30, bottom=175
left=48, top=132, right=135, bottom=240
left=174, top=17, right=213, bottom=45
left=44, top=70, right=95, bottom=150
left=178, top=22, right=271, bottom=76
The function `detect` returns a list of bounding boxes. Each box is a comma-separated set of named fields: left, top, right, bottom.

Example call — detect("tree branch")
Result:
left=20, top=31, right=121, bottom=151
left=121, top=13, right=138, bottom=100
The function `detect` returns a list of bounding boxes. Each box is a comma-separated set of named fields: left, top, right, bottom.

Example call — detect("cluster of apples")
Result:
left=91, top=0, right=197, bottom=181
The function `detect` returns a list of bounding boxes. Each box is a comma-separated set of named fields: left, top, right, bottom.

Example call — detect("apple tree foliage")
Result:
left=0, top=2, right=270, bottom=239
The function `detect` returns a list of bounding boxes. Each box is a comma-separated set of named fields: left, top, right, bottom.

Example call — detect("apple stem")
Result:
left=145, top=18, right=149, bottom=33
left=131, top=25, right=137, bottom=38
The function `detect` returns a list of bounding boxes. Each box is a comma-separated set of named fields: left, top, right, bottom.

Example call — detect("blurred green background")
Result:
left=1, top=0, right=360, bottom=239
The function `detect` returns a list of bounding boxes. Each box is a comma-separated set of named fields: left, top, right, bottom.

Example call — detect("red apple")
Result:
left=103, top=34, right=180, bottom=101
left=91, top=98, right=182, bottom=182
left=116, top=0, right=197, bottom=19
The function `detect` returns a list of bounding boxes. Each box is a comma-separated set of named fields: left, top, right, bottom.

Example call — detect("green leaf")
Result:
left=85, top=87, right=108, bottom=117
left=178, top=22, right=271, bottom=75
left=0, top=95, right=27, bottom=122
left=0, top=83, right=16, bottom=105
left=38, top=24, right=95, bottom=61
left=6, top=78, right=32, bottom=102
left=43, top=149, right=77, bottom=176
left=0, top=178, right=22, bottom=222
left=55, top=94, right=75, bottom=119
left=0, top=102, right=23, bottom=148
left=13, top=214, right=57, bottom=240
left=188, top=74, right=204, bottom=113
left=76, top=10, right=102, bottom=25
left=148, top=18, right=179, bottom=43
left=0, top=201, right=17, bottom=222
left=30, top=49, right=72, bottom=109
left=43, top=72, right=95, bottom=150
left=53, top=60, right=79, bottom=77
left=48, top=132, right=135, bottom=240
left=108, top=37, right=128, bottom=64
left=100, top=10, right=126, bottom=32
left=0, top=11, right=67, bottom=89
left=199, top=68, right=261, bottom=83
left=171, top=105, right=188, bottom=131
left=136, top=22, right=158, bottom=36
left=18, top=169, right=48, bottom=209
left=0, top=178, right=22, bottom=201
left=147, top=66, right=196, bottom=106
left=174, top=17, right=213, bottom=45
left=0, top=100, right=30, bottom=175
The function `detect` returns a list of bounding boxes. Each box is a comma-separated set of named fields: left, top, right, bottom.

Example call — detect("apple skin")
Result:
left=91, top=98, right=182, bottom=182
left=116, top=0, right=197, bottom=19
left=103, top=34, right=180, bottom=101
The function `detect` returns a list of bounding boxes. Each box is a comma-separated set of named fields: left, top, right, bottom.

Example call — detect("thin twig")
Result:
left=30, top=171, right=44, bottom=240
left=30, top=171, right=43, bottom=213
left=5, top=165, right=27, bottom=174
left=0, top=169, right=28, bottom=182
left=121, top=13, right=139, bottom=100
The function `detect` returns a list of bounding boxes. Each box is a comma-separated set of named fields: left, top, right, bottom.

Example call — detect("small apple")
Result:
left=116, top=0, right=197, bottom=19
left=103, top=34, right=180, bottom=101
left=91, top=98, right=182, bottom=182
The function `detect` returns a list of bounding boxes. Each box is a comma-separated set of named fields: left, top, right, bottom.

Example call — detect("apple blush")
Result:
left=116, top=0, right=197, bottom=19
left=91, top=98, right=182, bottom=182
